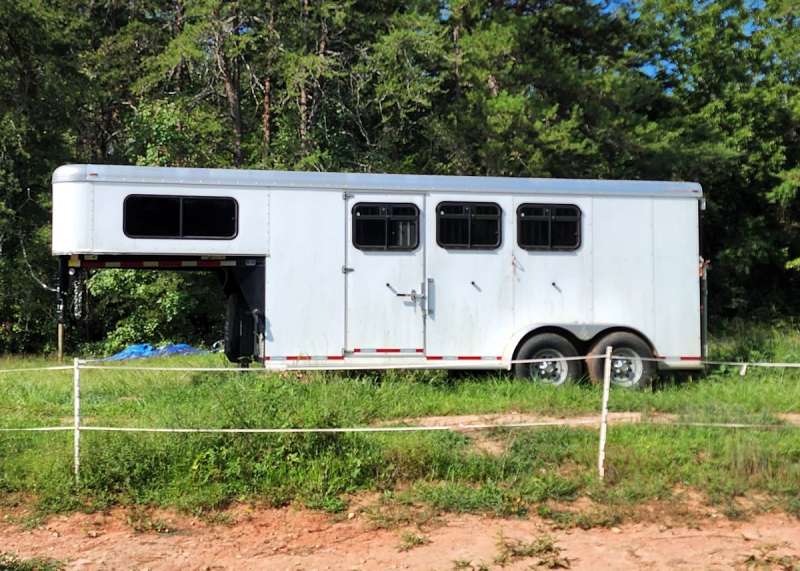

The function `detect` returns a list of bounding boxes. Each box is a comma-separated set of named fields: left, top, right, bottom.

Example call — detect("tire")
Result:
left=586, top=331, right=657, bottom=389
left=513, top=333, right=582, bottom=385
left=223, top=293, right=242, bottom=363
left=224, top=292, right=255, bottom=364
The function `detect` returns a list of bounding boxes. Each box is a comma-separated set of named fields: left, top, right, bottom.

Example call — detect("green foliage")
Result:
left=128, top=100, right=230, bottom=167
left=0, top=552, right=64, bottom=571
left=85, top=270, right=224, bottom=354
left=1, top=324, right=800, bottom=519
left=0, top=0, right=799, bottom=352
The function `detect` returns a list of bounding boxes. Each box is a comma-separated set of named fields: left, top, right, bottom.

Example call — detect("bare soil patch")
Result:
left=2, top=504, right=798, bottom=570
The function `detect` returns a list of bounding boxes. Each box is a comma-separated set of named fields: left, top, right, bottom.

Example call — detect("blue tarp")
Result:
left=103, top=343, right=206, bottom=361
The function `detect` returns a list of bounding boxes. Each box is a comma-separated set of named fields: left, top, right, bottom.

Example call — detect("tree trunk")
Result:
left=214, top=43, right=242, bottom=165
left=262, top=76, right=271, bottom=154
left=299, top=83, right=308, bottom=149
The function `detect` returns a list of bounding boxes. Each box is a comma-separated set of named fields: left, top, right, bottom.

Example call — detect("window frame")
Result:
left=516, top=203, right=581, bottom=251
left=436, top=201, right=502, bottom=250
left=351, top=202, right=420, bottom=252
left=123, top=194, right=239, bottom=240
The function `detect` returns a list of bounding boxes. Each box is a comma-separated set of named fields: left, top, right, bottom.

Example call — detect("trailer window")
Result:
left=123, top=195, right=238, bottom=239
left=517, top=204, right=580, bottom=250
left=182, top=197, right=237, bottom=238
left=436, top=202, right=501, bottom=249
left=353, top=203, right=419, bottom=251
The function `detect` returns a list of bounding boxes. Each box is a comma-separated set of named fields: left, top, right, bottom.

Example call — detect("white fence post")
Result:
left=73, top=357, right=81, bottom=485
left=597, top=346, right=612, bottom=481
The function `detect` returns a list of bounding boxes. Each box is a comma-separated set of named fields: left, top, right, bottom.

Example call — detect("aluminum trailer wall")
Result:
left=52, top=164, right=703, bottom=374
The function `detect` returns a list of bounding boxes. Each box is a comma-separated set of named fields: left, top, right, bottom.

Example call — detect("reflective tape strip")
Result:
left=426, top=356, right=501, bottom=361
left=264, top=355, right=344, bottom=361
left=73, top=258, right=250, bottom=270
left=352, top=348, right=422, bottom=354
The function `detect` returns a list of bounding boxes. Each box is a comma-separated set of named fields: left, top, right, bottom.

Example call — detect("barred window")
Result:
left=352, top=203, right=419, bottom=251
left=517, top=204, right=580, bottom=250
left=436, top=202, right=501, bottom=249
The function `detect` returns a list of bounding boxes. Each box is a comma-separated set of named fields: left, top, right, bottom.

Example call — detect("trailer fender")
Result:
left=503, top=323, right=656, bottom=364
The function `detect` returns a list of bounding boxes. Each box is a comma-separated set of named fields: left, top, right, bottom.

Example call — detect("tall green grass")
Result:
left=0, top=322, right=799, bottom=519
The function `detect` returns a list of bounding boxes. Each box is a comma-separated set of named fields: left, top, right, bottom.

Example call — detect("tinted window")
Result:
left=353, top=203, right=419, bottom=251
left=182, top=197, right=237, bottom=238
left=123, top=195, right=238, bottom=239
left=437, top=202, right=501, bottom=249
left=518, top=204, right=580, bottom=250
left=124, top=196, right=181, bottom=238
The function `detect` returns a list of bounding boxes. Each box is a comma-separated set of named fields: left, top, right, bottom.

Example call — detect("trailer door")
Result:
left=345, top=194, right=425, bottom=354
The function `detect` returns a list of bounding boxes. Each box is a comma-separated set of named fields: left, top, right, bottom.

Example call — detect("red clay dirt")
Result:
left=1, top=505, right=798, bottom=570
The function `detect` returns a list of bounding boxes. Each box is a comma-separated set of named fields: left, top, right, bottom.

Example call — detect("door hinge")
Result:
left=342, top=192, right=354, bottom=200
left=342, top=266, right=354, bottom=274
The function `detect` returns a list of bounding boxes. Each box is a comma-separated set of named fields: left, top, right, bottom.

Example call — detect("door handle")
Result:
left=399, top=290, right=425, bottom=301
left=386, top=283, right=425, bottom=300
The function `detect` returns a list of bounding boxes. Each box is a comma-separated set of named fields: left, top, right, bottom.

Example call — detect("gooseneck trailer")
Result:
left=52, top=164, right=706, bottom=388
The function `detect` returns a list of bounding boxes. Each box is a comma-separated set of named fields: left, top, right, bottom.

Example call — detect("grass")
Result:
left=398, top=530, right=431, bottom=551
left=493, top=532, right=569, bottom=568
left=1, top=321, right=799, bottom=523
left=0, top=552, right=64, bottom=571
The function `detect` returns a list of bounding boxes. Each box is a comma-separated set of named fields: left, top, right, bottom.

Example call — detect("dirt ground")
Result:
left=2, top=503, right=799, bottom=570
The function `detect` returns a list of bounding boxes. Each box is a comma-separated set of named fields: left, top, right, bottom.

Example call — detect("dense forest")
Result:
left=0, top=0, right=798, bottom=354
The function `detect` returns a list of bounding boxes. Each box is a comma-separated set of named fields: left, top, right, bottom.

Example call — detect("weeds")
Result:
left=125, top=506, right=176, bottom=534
left=536, top=505, right=622, bottom=530
left=493, top=532, right=570, bottom=568
left=193, top=508, right=235, bottom=526
left=742, top=543, right=800, bottom=570
left=0, top=324, right=799, bottom=521
left=0, top=552, right=64, bottom=571
left=397, top=530, right=431, bottom=551
left=364, top=494, right=438, bottom=530
left=452, top=560, right=490, bottom=571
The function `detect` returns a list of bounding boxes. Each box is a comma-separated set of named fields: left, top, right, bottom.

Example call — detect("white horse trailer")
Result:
left=52, top=164, right=706, bottom=388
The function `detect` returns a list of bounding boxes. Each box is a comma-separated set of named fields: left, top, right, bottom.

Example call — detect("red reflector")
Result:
left=327, top=356, right=344, bottom=360
left=426, top=356, right=443, bottom=360
left=158, top=260, right=182, bottom=268
left=376, top=348, right=401, bottom=353
left=286, top=356, right=311, bottom=361
left=457, top=356, right=482, bottom=360
left=197, top=260, right=221, bottom=268
left=680, top=356, right=702, bottom=361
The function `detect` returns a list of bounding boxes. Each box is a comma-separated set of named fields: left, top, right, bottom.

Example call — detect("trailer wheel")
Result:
left=513, top=333, right=582, bottom=385
left=224, top=293, right=242, bottom=362
left=587, top=332, right=656, bottom=389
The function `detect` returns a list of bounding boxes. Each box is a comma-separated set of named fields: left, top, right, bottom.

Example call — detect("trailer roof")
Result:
left=54, top=164, right=703, bottom=199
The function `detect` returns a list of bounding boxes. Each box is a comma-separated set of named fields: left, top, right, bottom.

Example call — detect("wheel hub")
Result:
left=609, top=348, right=643, bottom=387
left=531, top=349, right=568, bottom=385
